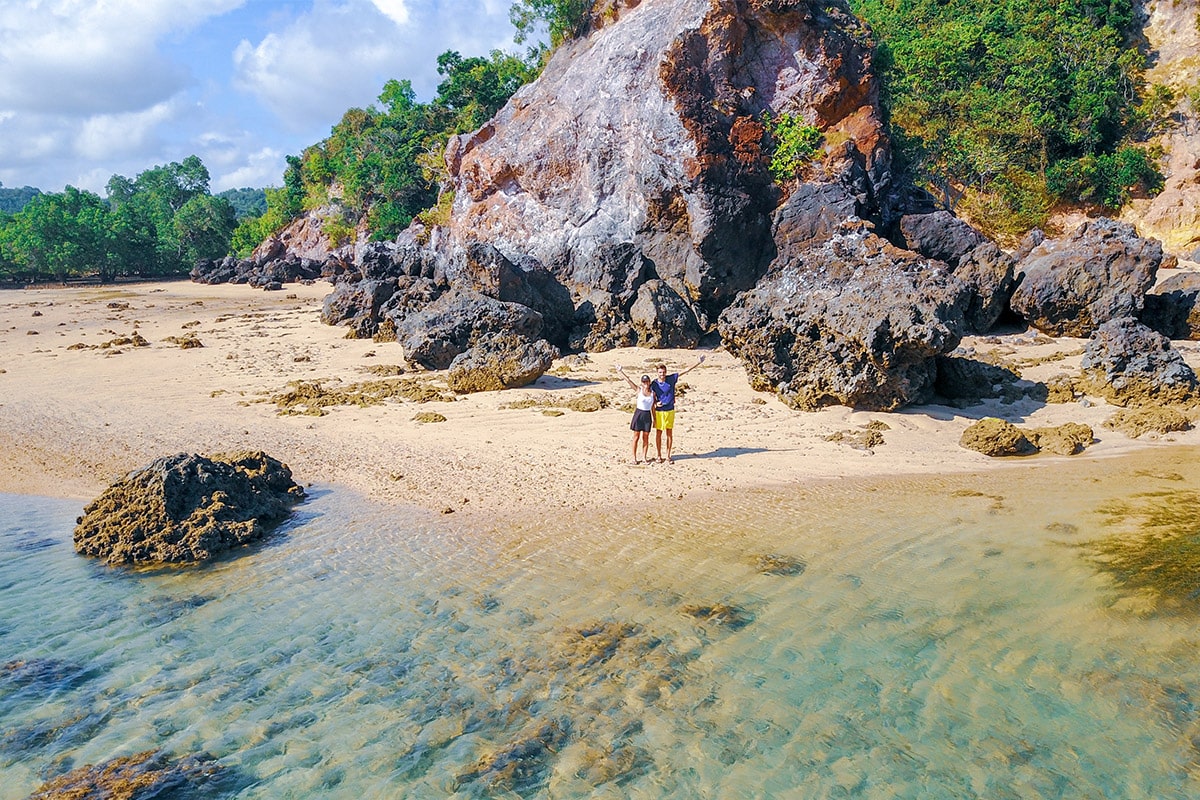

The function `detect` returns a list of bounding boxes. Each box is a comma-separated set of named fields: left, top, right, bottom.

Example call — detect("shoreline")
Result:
left=2, top=280, right=1199, bottom=528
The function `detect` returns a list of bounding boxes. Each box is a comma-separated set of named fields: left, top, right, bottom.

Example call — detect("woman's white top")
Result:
left=636, top=389, right=654, bottom=411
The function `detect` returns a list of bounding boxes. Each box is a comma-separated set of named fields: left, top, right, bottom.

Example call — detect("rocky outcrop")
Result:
left=437, top=0, right=890, bottom=332
left=959, top=418, right=1093, bottom=457
left=959, top=418, right=1036, bottom=457
left=718, top=222, right=971, bottom=411
left=389, top=288, right=546, bottom=371
left=1009, top=218, right=1163, bottom=337
left=934, top=354, right=1025, bottom=404
left=1078, top=317, right=1198, bottom=407
left=74, top=452, right=305, bottom=566
left=1141, top=272, right=1200, bottom=340
left=629, top=279, right=702, bottom=348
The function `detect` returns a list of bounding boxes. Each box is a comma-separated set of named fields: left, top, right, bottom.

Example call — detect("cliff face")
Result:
left=1122, top=0, right=1200, bottom=258
left=436, top=0, right=890, bottom=323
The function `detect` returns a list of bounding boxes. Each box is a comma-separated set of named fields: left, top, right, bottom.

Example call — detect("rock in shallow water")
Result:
left=74, top=451, right=305, bottom=566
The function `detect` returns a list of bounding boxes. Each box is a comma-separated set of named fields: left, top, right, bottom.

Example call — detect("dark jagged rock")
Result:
left=446, top=333, right=559, bottom=392
left=1010, top=219, right=1163, bottom=337
left=952, top=242, right=1018, bottom=334
left=320, top=278, right=399, bottom=338
left=718, top=224, right=970, bottom=411
left=898, top=210, right=985, bottom=268
left=1141, top=272, right=1200, bottom=340
left=392, top=288, right=544, bottom=371
left=74, top=452, right=305, bottom=566
left=450, top=242, right=575, bottom=346
left=28, top=750, right=222, bottom=799
left=1078, top=317, right=1198, bottom=407
left=629, top=279, right=702, bottom=348
left=569, top=290, right=638, bottom=352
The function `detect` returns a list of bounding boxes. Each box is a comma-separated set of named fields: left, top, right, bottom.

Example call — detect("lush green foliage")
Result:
left=764, top=114, right=823, bottom=183
left=509, top=0, right=590, bottom=49
left=217, top=187, right=268, bottom=219
left=850, top=0, right=1161, bottom=235
left=0, top=156, right=235, bottom=283
left=0, top=184, right=42, bottom=214
left=283, top=50, right=538, bottom=243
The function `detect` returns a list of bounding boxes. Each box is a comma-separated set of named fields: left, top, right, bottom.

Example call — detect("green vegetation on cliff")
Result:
left=850, top=0, right=1163, bottom=237
left=239, top=49, right=539, bottom=249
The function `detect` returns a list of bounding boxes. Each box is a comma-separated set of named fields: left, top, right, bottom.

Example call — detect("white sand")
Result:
left=1, top=280, right=1198, bottom=527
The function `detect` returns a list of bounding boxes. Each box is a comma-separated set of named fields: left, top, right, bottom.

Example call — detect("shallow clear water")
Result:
left=4, top=449, right=1200, bottom=799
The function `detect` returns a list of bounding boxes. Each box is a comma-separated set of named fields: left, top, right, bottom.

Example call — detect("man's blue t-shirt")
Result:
left=651, top=374, right=678, bottom=411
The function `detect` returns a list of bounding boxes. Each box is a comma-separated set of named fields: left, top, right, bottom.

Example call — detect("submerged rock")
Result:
left=28, top=749, right=222, bottom=800
left=74, top=452, right=305, bottom=566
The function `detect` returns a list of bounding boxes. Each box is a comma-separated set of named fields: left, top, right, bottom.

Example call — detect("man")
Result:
left=650, top=354, right=705, bottom=464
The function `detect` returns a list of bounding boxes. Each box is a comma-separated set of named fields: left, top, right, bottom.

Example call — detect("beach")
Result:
left=1, top=278, right=1199, bottom=525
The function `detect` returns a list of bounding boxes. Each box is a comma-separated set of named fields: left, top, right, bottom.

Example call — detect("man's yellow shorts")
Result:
left=653, top=410, right=675, bottom=430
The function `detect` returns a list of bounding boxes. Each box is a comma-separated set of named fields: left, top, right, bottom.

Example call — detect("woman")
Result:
left=616, top=365, right=655, bottom=464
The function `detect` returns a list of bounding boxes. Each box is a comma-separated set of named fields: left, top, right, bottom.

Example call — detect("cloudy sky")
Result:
left=0, top=0, right=525, bottom=195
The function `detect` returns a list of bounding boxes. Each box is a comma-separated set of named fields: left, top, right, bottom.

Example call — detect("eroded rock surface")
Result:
left=718, top=223, right=970, bottom=411
left=1078, top=317, right=1198, bottom=407
left=1010, top=219, right=1163, bottom=337
left=74, top=452, right=305, bottom=566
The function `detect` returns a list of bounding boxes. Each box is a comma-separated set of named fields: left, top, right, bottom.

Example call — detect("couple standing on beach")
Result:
left=616, top=356, right=705, bottom=465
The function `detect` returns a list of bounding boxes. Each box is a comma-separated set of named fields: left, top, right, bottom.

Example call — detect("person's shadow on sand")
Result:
left=675, top=447, right=770, bottom=461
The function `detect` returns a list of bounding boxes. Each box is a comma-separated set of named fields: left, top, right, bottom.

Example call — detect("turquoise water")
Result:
left=4, top=449, right=1200, bottom=798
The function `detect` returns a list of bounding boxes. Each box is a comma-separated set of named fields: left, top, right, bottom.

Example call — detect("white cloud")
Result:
left=0, top=0, right=245, bottom=115
left=371, top=0, right=409, bottom=26
left=232, top=0, right=519, bottom=131
left=212, top=147, right=288, bottom=191
left=74, top=101, right=182, bottom=160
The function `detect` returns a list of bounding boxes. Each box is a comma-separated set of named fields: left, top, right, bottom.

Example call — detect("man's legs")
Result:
left=665, top=429, right=674, bottom=463
left=654, top=428, right=664, bottom=462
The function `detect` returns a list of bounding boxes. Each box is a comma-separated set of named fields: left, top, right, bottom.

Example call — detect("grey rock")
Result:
left=898, top=210, right=985, bottom=268
left=1141, top=272, right=1200, bottom=340
left=953, top=242, right=1018, bottom=334
left=447, top=334, right=560, bottom=392
left=394, top=288, right=544, bottom=370
left=1079, top=317, right=1197, bottom=407
left=718, top=224, right=970, bottom=411
left=1010, top=218, right=1163, bottom=337
left=320, top=278, right=399, bottom=338
left=629, top=279, right=702, bottom=348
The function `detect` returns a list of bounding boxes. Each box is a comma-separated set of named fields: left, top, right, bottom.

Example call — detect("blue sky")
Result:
left=0, top=0, right=525, bottom=195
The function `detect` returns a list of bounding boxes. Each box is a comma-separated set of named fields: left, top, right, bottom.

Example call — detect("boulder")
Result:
left=392, top=288, right=544, bottom=370
left=629, top=279, right=702, bottom=348
left=1078, top=317, right=1198, bottom=407
left=1009, top=218, right=1163, bottom=337
left=1102, top=407, right=1193, bottom=438
left=1141, top=272, right=1200, bottom=340
left=952, top=242, right=1018, bottom=334
left=450, top=242, right=575, bottom=346
left=897, top=210, right=985, bottom=268
left=1026, top=423, right=1094, bottom=455
left=718, top=224, right=970, bottom=411
left=446, top=333, right=560, bottom=392
left=959, top=418, right=1036, bottom=457
left=568, top=290, right=638, bottom=352
left=74, top=452, right=305, bottom=566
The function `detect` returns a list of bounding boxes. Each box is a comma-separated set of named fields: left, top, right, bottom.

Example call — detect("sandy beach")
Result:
left=2, top=278, right=1199, bottom=527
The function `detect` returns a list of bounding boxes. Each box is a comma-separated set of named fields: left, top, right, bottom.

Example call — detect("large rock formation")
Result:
left=718, top=221, right=971, bottom=410
left=1009, top=218, right=1163, bottom=337
left=74, top=452, right=305, bottom=566
left=435, top=0, right=890, bottom=335
left=1141, top=272, right=1200, bottom=340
